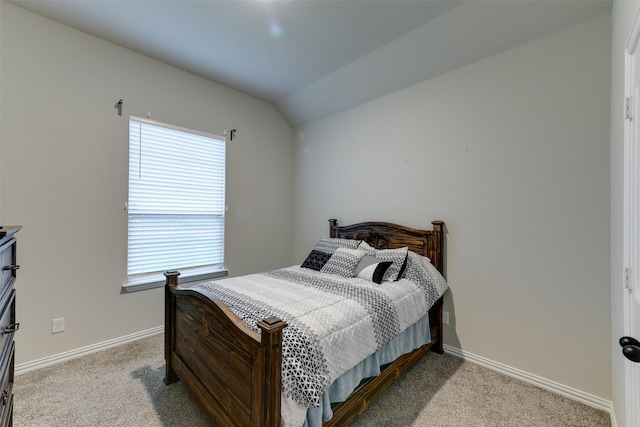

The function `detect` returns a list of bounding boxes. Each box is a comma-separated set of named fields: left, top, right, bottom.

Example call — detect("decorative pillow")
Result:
left=301, top=249, right=332, bottom=271
left=320, top=248, right=366, bottom=278
left=397, top=253, right=409, bottom=279
left=314, top=237, right=360, bottom=254
left=357, top=241, right=408, bottom=282
left=355, top=255, right=393, bottom=284
left=377, top=247, right=408, bottom=282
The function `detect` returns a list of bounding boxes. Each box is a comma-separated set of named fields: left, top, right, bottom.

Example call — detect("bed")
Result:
left=164, top=219, right=446, bottom=426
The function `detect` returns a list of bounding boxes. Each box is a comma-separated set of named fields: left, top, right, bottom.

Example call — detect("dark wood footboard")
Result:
left=164, top=219, right=445, bottom=427
left=164, top=270, right=287, bottom=427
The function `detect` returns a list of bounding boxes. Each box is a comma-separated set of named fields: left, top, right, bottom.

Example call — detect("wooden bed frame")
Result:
left=164, top=219, right=445, bottom=427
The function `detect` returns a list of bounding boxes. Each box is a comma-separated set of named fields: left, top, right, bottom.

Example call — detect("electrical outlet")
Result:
left=442, top=311, right=449, bottom=325
left=52, top=318, right=65, bottom=334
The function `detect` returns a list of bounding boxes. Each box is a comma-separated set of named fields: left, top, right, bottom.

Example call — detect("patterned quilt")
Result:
left=195, top=253, right=446, bottom=410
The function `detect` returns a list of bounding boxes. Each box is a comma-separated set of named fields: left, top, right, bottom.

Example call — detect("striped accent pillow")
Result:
left=355, top=255, right=393, bottom=284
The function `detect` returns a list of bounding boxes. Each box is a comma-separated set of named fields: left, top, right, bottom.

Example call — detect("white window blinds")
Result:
left=127, top=116, right=226, bottom=281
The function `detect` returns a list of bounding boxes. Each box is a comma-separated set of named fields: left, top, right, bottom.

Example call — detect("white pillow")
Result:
left=355, top=255, right=393, bottom=284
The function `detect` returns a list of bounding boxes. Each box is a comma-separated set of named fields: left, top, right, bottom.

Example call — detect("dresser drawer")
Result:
left=0, top=343, right=14, bottom=427
left=0, top=238, right=17, bottom=303
left=0, top=226, right=19, bottom=427
left=0, top=394, right=13, bottom=427
left=0, top=294, right=16, bottom=367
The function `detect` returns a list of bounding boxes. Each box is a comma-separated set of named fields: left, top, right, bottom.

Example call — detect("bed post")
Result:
left=430, top=221, right=445, bottom=355
left=431, top=220, right=444, bottom=274
left=430, top=298, right=444, bottom=354
left=164, top=270, right=180, bottom=385
left=329, top=218, right=338, bottom=238
left=258, top=316, right=288, bottom=427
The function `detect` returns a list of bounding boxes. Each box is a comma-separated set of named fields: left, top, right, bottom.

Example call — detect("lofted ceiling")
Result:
left=7, top=0, right=611, bottom=127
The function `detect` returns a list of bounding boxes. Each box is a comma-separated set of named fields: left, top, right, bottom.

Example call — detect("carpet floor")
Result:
left=13, top=333, right=610, bottom=426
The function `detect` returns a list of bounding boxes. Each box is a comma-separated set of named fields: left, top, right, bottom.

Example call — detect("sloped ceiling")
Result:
left=7, top=0, right=611, bottom=127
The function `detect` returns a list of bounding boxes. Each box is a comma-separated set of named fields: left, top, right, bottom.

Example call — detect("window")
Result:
left=125, top=116, right=227, bottom=291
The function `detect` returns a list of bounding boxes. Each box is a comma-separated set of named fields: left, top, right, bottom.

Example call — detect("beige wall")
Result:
left=0, top=1, right=3, bottom=219
left=293, top=15, right=612, bottom=400
left=0, top=3, right=294, bottom=364
left=610, top=1, right=640, bottom=426
left=0, top=0, right=622, bottom=414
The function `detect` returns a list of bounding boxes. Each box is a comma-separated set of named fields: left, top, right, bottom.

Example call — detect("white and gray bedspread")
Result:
left=195, top=251, right=447, bottom=426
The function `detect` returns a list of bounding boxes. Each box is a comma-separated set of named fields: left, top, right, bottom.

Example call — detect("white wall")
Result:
left=0, top=3, right=294, bottom=364
left=610, top=1, right=640, bottom=426
left=293, top=14, right=612, bottom=400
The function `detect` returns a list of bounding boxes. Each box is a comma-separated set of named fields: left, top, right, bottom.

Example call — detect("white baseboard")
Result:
left=12, top=331, right=616, bottom=425
left=443, top=344, right=613, bottom=416
left=610, top=407, right=618, bottom=427
left=15, top=325, right=163, bottom=376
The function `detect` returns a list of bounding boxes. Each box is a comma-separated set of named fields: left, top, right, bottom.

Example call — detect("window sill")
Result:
left=121, top=268, right=228, bottom=293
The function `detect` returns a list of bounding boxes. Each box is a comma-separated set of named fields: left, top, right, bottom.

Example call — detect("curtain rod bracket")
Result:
left=115, top=99, right=123, bottom=116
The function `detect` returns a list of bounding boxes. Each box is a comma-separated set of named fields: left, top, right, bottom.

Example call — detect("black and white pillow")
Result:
left=320, top=248, right=366, bottom=278
left=355, top=255, right=393, bottom=284
left=357, top=241, right=408, bottom=282
left=301, top=250, right=332, bottom=271
left=301, top=238, right=361, bottom=271
left=377, top=247, right=409, bottom=282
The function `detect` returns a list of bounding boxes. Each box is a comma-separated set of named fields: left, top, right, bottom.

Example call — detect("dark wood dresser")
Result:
left=0, top=226, right=20, bottom=427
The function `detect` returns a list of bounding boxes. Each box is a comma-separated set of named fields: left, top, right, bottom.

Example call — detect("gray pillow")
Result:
left=320, top=248, right=366, bottom=278
left=313, top=237, right=360, bottom=254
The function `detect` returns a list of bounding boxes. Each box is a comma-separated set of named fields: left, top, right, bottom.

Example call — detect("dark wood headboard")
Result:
left=328, top=219, right=444, bottom=274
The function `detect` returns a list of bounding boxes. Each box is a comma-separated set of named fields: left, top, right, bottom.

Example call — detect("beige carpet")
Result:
left=13, top=334, right=610, bottom=426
